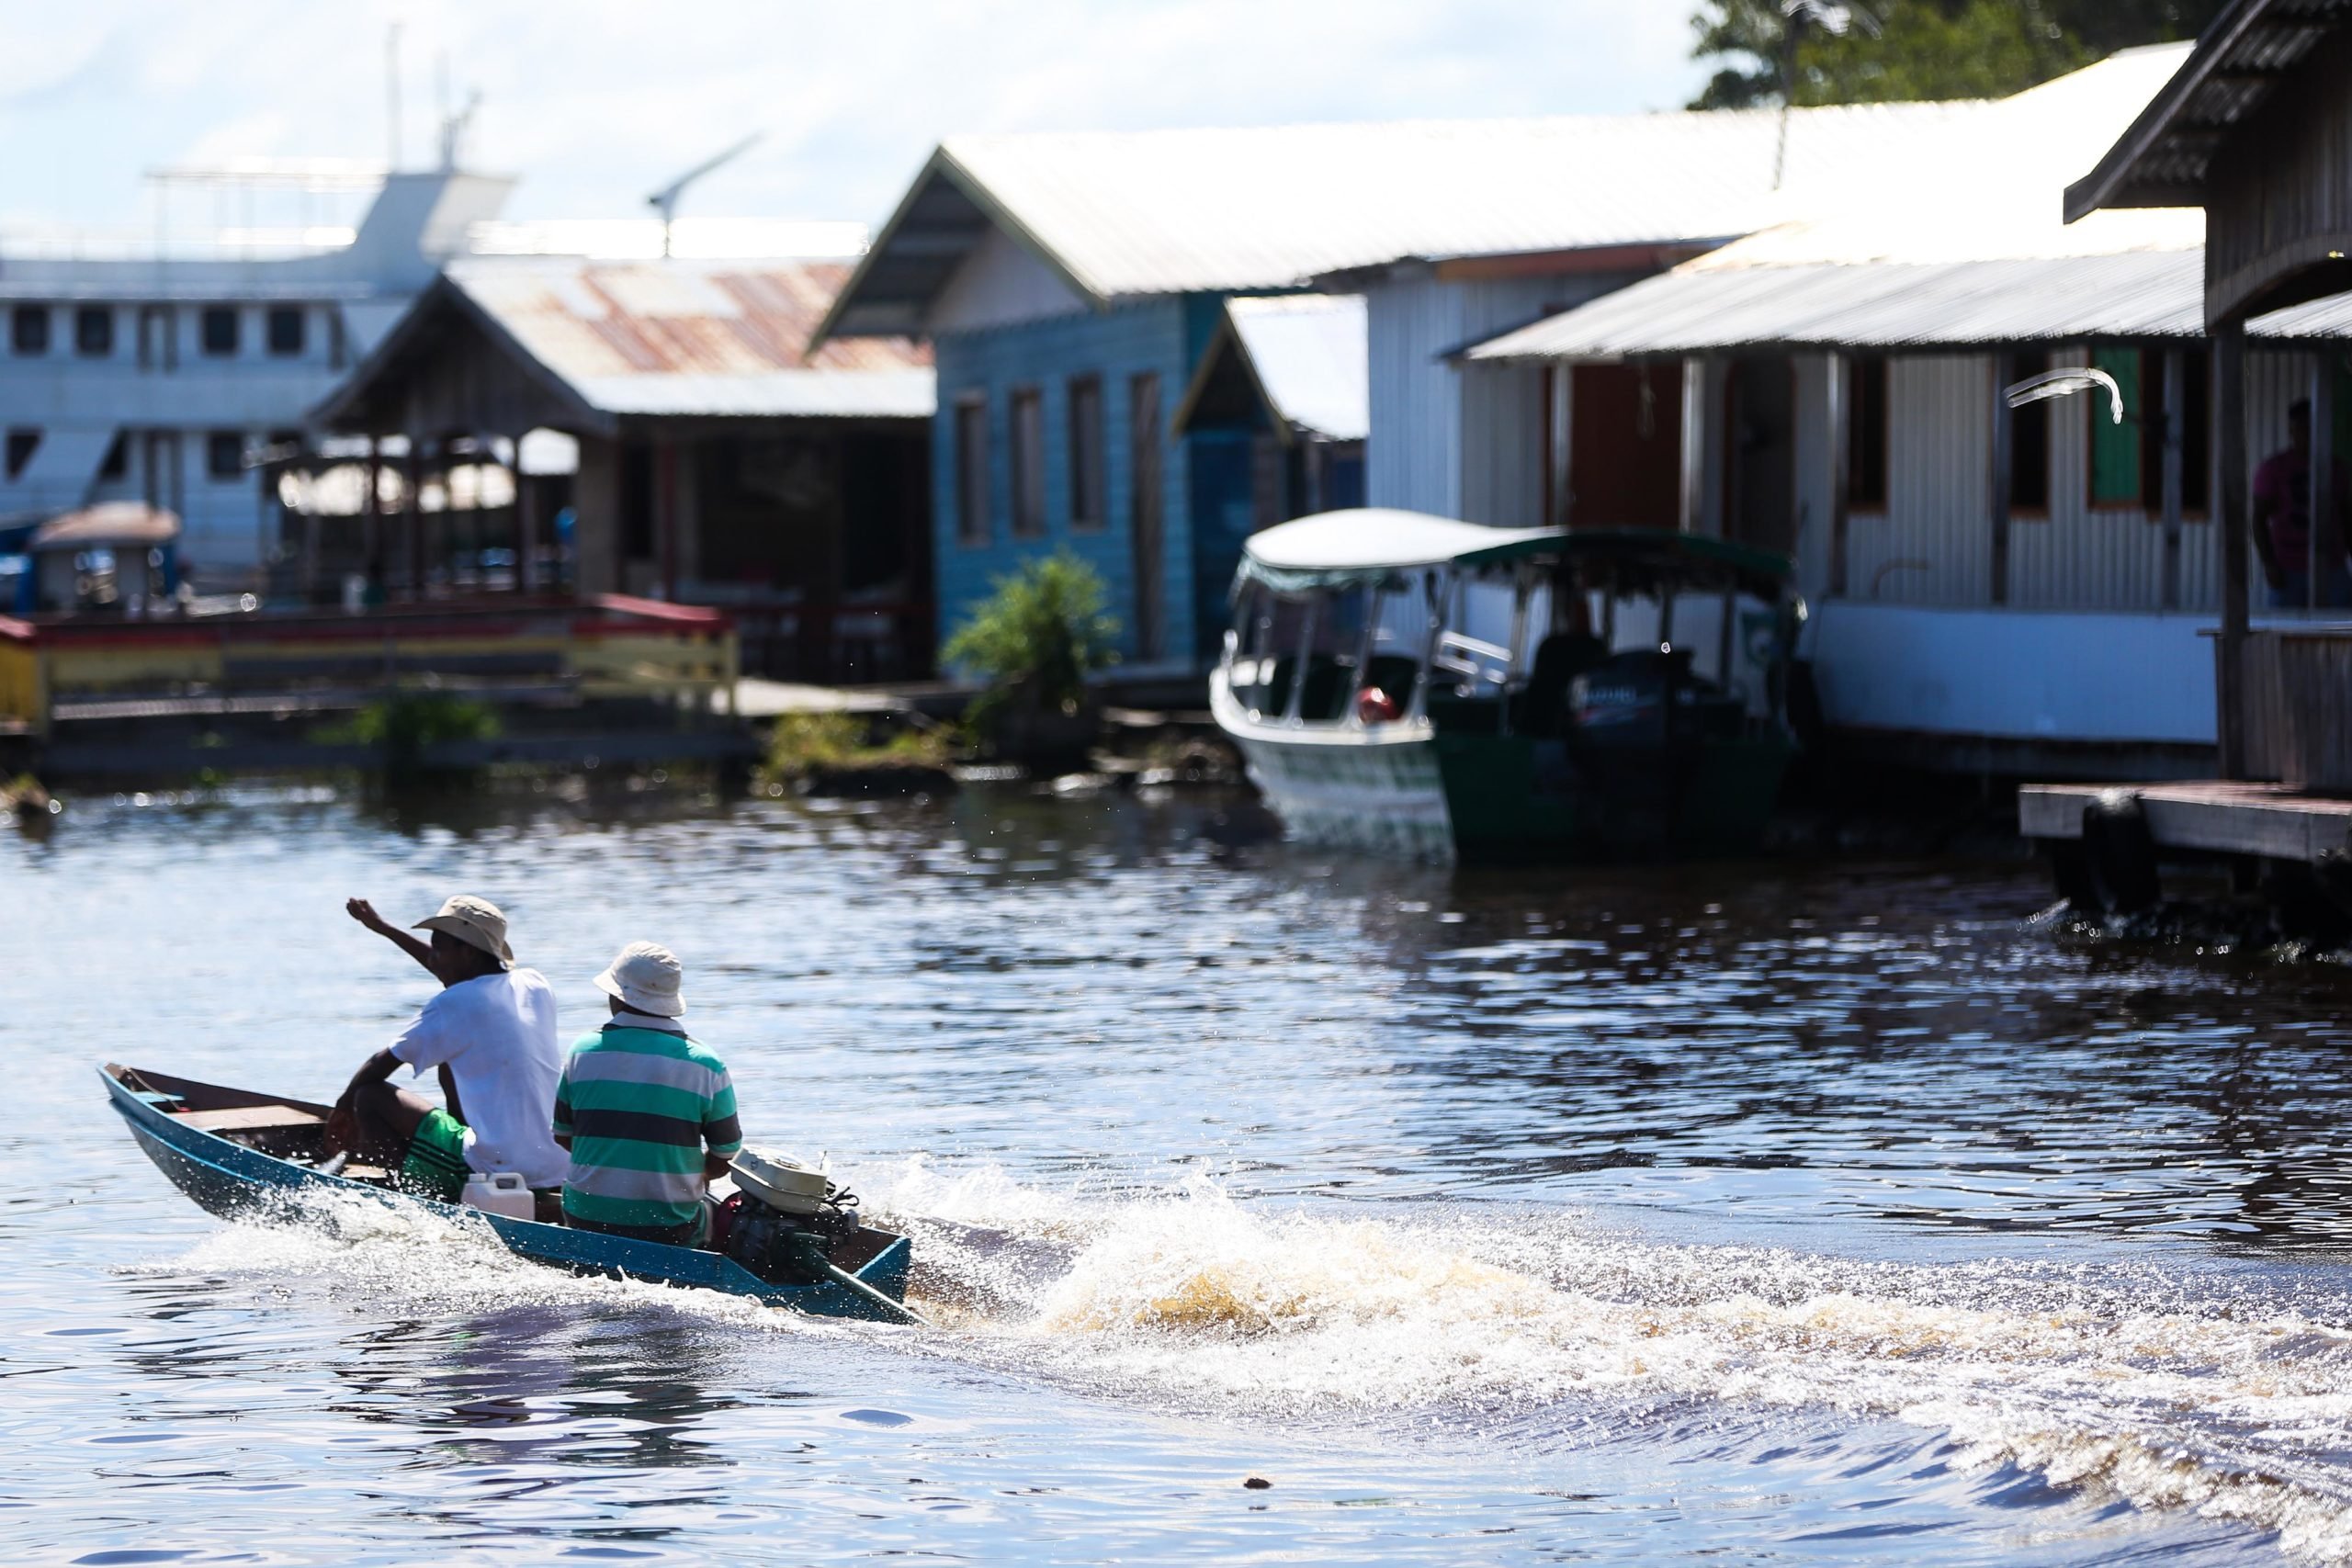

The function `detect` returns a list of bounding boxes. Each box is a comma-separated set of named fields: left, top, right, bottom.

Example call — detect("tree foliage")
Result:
left=1689, top=0, right=2225, bottom=110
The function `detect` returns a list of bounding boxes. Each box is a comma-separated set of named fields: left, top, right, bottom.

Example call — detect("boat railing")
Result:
left=1431, top=629, right=1512, bottom=693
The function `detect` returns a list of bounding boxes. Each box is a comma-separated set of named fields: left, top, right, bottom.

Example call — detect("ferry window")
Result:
left=2086, top=344, right=2143, bottom=507
left=11, top=306, right=49, bottom=355
left=1068, top=375, right=1105, bottom=531
left=74, top=307, right=113, bottom=357
left=1300, top=586, right=1370, bottom=723
left=953, top=394, right=989, bottom=547
left=5, top=429, right=39, bottom=479
left=207, top=432, right=245, bottom=479
left=2006, top=350, right=2051, bottom=513
left=267, top=307, right=305, bottom=356
left=99, top=433, right=127, bottom=480
left=1009, top=388, right=1046, bottom=538
left=200, top=307, right=240, bottom=357
left=1847, top=355, right=1888, bottom=512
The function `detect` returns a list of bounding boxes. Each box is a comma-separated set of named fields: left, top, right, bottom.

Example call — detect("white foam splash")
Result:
left=866, top=1164, right=2352, bottom=1561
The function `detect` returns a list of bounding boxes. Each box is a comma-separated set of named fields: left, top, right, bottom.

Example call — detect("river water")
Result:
left=8, top=779, right=2352, bottom=1564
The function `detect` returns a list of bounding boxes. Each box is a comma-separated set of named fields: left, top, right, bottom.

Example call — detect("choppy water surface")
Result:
left=9, top=781, right=2352, bottom=1564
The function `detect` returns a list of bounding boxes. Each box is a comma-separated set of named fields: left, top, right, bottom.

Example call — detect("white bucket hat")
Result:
left=413, top=894, right=514, bottom=963
left=595, top=941, right=685, bottom=1018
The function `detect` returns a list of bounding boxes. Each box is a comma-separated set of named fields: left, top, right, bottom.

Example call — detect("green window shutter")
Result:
left=2087, top=346, right=2143, bottom=506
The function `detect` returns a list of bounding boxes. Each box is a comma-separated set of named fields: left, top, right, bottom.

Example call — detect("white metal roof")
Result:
left=1227, top=296, right=1368, bottom=442
left=820, top=46, right=2192, bottom=343
left=1461, top=45, right=2259, bottom=362
left=1244, top=510, right=1554, bottom=573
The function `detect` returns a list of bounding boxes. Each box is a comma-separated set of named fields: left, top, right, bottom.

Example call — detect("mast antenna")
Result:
left=647, top=134, right=763, bottom=258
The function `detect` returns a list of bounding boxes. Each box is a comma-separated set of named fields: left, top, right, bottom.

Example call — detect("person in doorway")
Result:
left=553, top=942, right=742, bottom=1246
left=324, top=895, right=570, bottom=1204
left=2253, top=398, right=2352, bottom=609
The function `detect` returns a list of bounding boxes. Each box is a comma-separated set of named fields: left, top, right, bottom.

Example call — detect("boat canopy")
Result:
left=1238, top=510, right=1559, bottom=593
left=1238, top=510, right=1794, bottom=595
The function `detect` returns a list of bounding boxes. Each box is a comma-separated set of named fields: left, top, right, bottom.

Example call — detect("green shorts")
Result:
left=399, top=1108, right=471, bottom=1202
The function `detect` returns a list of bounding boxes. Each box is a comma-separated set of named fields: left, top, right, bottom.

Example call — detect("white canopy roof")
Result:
left=1243, top=510, right=1555, bottom=574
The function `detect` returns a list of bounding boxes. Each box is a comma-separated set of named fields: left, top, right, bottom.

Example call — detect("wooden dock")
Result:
left=2020, top=781, right=2352, bottom=863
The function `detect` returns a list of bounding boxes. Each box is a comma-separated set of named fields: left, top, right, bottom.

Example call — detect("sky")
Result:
left=0, top=1, right=1713, bottom=241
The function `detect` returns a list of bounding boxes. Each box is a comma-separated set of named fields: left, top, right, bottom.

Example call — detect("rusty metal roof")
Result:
left=445, top=257, right=933, bottom=420
left=2065, top=0, right=2352, bottom=219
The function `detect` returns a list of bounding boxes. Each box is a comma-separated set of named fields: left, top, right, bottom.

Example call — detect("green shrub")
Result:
left=317, top=692, right=502, bottom=779
left=761, top=709, right=955, bottom=781
left=941, top=552, right=1120, bottom=724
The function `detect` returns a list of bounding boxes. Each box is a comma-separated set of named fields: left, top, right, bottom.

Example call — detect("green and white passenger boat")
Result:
left=1210, top=510, right=1804, bottom=863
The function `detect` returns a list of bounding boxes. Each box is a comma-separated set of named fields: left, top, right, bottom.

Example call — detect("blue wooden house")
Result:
left=812, top=136, right=1383, bottom=669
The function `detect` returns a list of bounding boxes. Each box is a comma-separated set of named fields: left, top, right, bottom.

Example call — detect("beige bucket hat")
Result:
left=594, top=941, right=685, bottom=1018
left=413, top=894, right=514, bottom=963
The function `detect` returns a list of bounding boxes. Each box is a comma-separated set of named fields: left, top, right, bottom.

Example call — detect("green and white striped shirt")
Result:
left=552, top=1020, right=742, bottom=1230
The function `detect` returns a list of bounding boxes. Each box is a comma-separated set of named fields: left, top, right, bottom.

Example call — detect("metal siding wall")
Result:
left=931, top=297, right=1194, bottom=663
left=1841, top=355, right=1989, bottom=606
left=1364, top=276, right=1464, bottom=516
left=1367, top=270, right=1642, bottom=523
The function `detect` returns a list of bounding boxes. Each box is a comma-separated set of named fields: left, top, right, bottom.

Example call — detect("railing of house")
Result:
left=2236, top=627, right=2352, bottom=790
left=0, top=595, right=738, bottom=736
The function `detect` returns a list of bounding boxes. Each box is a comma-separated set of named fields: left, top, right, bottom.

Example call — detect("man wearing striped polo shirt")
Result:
left=552, top=942, right=743, bottom=1245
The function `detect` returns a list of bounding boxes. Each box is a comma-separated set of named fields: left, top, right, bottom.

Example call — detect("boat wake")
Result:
left=127, top=1166, right=2352, bottom=1560
left=868, top=1161, right=2352, bottom=1562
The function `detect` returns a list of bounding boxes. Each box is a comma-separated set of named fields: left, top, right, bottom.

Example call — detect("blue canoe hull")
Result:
left=101, top=1064, right=914, bottom=1323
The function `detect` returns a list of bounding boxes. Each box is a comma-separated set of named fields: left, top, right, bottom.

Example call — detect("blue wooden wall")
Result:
left=929, top=295, right=1238, bottom=666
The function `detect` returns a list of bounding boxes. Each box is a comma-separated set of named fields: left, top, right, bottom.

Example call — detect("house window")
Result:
left=1847, top=355, right=1888, bottom=512
left=2069, top=345, right=2211, bottom=513
left=954, top=394, right=989, bottom=547
left=74, top=307, right=113, bottom=357
left=2134, top=346, right=2211, bottom=517
left=207, top=432, right=246, bottom=479
left=200, top=307, right=240, bottom=357
left=1009, top=388, right=1046, bottom=538
left=267, top=306, right=305, bottom=356
left=5, top=429, right=39, bottom=479
left=11, top=306, right=48, bottom=355
left=2086, top=344, right=2144, bottom=508
left=1068, top=375, right=1105, bottom=531
left=2007, top=350, right=2052, bottom=513
left=99, top=433, right=128, bottom=480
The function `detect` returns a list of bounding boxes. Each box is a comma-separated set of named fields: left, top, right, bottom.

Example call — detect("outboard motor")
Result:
left=721, top=1148, right=865, bottom=1287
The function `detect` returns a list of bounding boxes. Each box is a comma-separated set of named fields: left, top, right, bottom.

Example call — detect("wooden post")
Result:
left=1988, top=353, right=2012, bottom=607
left=2217, top=319, right=2250, bottom=780
left=1547, top=364, right=1571, bottom=527
left=361, top=436, right=382, bottom=604
left=2312, top=355, right=2335, bottom=612
left=403, top=437, right=424, bottom=599
left=2162, top=349, right=2185, bottom=613
left=656, top=437, right=679, bottom=602
left=514, top=441, right=537, bottom=595
left=1678, top=356, right=1704, bottom=535
left=1827, top=354, right=1850, bottom=597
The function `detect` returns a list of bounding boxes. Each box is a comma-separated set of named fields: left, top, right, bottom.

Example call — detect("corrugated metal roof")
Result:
left=1227, top=295, right=1367, bottom=442
left=820, top=47, right=2189, bottom=343
left=2066, top=0, right=2352, bottom=218
left=446, top=256, right=933, bottom=419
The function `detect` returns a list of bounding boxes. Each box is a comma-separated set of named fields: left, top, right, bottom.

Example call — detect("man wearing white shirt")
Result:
left=323, top=894, right=570, bottom=1203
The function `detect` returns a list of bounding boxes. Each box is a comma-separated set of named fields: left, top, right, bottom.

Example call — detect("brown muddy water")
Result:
left=7, top=778, right=2352, bottom=1564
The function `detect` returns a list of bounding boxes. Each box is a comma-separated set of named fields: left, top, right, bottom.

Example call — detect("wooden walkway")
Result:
left=2020, top=781, right=2352, bottom=862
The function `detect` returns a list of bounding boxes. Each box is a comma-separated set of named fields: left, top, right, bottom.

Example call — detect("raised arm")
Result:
left=347, top=897, right=435, bottom=976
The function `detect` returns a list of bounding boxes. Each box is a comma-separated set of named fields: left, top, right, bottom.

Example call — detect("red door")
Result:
left=1566, top=362, right=1682, bottom=530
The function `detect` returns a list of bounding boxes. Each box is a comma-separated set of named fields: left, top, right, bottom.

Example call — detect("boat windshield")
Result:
left=1226, top=577, right=1434, bottom=727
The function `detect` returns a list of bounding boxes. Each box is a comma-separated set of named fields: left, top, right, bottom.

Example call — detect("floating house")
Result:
left=311, top=258, right=936, bottom=682
left=1460, top=44, right=2352, bottom=777
left=0, top=166, right=513, bottom=589
left=814, top=102, right=1984, bottom=668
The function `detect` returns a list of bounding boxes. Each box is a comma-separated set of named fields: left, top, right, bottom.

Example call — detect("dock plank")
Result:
left=2020, top=781, right=2352, bottom=861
